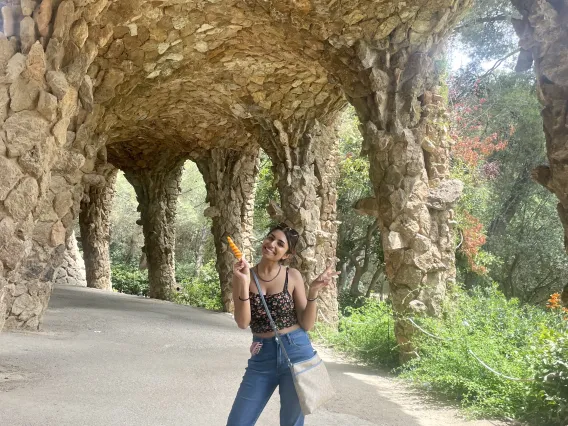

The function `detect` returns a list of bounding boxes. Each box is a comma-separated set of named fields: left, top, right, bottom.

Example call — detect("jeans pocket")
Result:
left=290, top=331, right=311, bottom=348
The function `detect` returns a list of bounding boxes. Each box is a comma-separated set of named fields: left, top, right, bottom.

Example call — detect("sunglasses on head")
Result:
left=276, top=223, right=299, bottom=237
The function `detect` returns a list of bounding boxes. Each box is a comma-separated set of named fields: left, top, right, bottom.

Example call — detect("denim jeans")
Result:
left=227, top=328, right=315, bottom=426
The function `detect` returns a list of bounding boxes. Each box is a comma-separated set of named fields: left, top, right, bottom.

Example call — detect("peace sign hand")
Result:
left=309, top=264, right=341, bottom=293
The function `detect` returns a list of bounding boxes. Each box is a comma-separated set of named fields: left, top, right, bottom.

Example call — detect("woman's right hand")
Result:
left=233, top=258, right=251, bottom=287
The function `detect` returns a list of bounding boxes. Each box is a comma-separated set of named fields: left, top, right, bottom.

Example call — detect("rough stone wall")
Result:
left=261, top=119, right=341, bottom=324
left=512, top=0, right=568, bottom=257
left=53, top=231, right=87, bottom=287
left=0, top=0, right=107, bottom=330
left=79, top=162, right=117, bottom=290
left=0, top=0, right=479, bottom=332
left=195, top=147, right=259, bottom=312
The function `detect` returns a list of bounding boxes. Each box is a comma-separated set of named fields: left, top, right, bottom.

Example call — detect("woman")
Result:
left=227, top=223, right=338, bottom=426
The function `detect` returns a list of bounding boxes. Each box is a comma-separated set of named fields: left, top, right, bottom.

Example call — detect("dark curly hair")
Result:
left=269, top=223, right=299, bottom=255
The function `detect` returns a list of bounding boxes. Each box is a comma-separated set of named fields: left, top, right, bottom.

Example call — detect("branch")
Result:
left=454, top=14, right=510, bottom=32
left=478, top=49, right=521, bottom=80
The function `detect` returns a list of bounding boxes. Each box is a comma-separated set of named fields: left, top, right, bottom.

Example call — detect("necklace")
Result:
left=255, top=264, right=282, bottom=282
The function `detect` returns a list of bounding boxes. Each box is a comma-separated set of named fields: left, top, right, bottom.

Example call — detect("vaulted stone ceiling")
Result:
left=81, top=0, right=465, bottom=155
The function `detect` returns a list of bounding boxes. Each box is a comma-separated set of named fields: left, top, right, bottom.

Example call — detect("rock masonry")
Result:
left=0, top=0, right=565, bottom=360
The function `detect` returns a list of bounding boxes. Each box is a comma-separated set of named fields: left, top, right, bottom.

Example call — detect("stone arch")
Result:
left=0, top=0, right=475, bottom=337
left=1, top=0, right=564, bottom=365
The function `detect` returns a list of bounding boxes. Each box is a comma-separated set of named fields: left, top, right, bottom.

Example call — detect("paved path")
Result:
left=1, top=286, right=503, bottom=426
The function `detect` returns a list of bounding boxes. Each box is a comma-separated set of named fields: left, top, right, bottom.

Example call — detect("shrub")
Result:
left=111, top=264, right=149, bottom=296
left=315, top=296, right=398, bottom=368
left=173, top=260, right=223, bottom=311
left=526, top=319, right=568, bottom=425
left=399, top=285, right=566, bottom=423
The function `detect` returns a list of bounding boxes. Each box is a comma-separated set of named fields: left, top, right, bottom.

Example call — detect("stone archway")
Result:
left=0, top=0, right=565, bottom=363
left=0, top=0, right=482, bottom=339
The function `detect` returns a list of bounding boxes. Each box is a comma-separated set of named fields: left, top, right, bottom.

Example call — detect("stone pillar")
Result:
left=511, top=0, right=568, bottom=257
left=79, top=163, right=117, bottom=291
left=123, top=155, right=185, bottom=300
left=53, top=231, right=87, bottom=287
left=346, top=51, right=461, bottom=360
left=261, top=120, right=340, bottom=325
left=0, top=0, right=108, bottom=331
left=195, top=147, right=260, bottom=313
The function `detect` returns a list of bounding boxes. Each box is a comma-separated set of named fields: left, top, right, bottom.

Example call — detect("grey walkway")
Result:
left=0, top=286, right=503, bottom=426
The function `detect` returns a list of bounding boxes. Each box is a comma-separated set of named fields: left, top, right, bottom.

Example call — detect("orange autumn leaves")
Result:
left=546, top=293, right=568, bottom=320
left=227, top=236, right=242, bottom=260
left=460, top=212, right=487, bottom=274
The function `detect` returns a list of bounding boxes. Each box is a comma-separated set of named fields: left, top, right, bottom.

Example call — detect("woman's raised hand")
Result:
left=233, top=257, right=251, bottom=286
left=309, top=264, right=340, bottom=293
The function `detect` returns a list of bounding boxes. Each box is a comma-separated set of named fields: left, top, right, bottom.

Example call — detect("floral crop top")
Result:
left=250, top=268, right=298, bottom=334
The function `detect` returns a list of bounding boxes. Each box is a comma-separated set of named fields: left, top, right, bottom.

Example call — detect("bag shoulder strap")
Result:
left=251, top=269, right=293, bottom=368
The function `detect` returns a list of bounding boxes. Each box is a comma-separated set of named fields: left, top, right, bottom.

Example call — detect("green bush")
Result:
left=315, top=296, right=398, bottom=368
left=173, top=260, right=223, bottom=311
left=111, top=264, right=149, bottom=296
left=527, top=323, right=568, bottom=425
left=399, top=285, right=566, bottom=423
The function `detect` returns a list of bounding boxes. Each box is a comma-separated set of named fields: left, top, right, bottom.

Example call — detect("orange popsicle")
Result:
left=227, top=236, right=242, bottom=260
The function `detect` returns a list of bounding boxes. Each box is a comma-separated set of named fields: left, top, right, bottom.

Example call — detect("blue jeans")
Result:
left=227, top=328, right=315, bottom=426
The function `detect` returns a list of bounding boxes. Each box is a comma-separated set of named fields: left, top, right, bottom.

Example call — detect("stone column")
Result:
left=261, top=120, right=340, bottom=325
left=53, top=231, right=87, bottom=287
left=511, top=0, right=568, bottom=257
left=195, top=146, right=260, bottom=313
left=0, top=0, right=109, bottom=331
left=123, top=155, right=185, bottom=300
left=79, top=162, right=117, bottom=291
left=346, top=50, right=461, bottom=360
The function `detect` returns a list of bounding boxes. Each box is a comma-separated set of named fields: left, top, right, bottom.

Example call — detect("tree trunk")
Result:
left=366, top=266, right=384, bottom=298
left=80, top=163, right=117, bottom=291
left=123, top=155, right=185, bottom=300
left=195, top=147, right=259, bottom=313
left=194, top=225, right=209, bottom=272
left=261, top=120, right=340, bottom=325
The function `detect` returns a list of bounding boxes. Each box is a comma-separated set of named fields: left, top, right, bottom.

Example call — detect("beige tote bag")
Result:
left=252, top=271, right=335, bottom=414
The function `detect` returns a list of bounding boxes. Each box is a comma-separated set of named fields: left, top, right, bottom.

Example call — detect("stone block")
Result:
left=0, top=157, right=23, bottom=200
left=20, top=16, right=36, bottom=54
left=427, top=179, right=463, bottom=210
left=52, top=0, right=74, bottom=40
left=23, top=42, right=47, bottom=83
left=0, top=37, right=18, bottom=74
left=11, top=292, right=32, bottom=315
left=79, top=75, right=93, bottom=111
left=70, top=18, right=88, bottom=48
left=35, top=0, right=53, bottom=38
left=4, top=110, right=51, bottom=155
left=21, top=0, right=36, bottom=16
left=9, top=76, right=41, bottom=111
left=5, top=53, right=27, bottom=83
left=37, top=90, right=58, bottom=121
left=46, top=70, right=69, bottom=99
left=4, top=177, right=39, bottom=221
left=53, top=190, right=73, bottom=217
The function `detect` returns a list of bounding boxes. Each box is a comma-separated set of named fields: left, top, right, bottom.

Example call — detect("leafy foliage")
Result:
left=315, top=297, right=398, bottom=368
left=336, top=107, right=385, bottom=296
left=111, top=264, right=149, bottom=297
left=173, top=260, right=223, bottom=311
left=399, top=286, right=558, bottom=419
left=449, top=71, right=568, bottom=301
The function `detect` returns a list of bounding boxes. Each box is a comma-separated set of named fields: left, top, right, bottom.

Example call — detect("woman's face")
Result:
left=261, top=229, right=289, bottom=261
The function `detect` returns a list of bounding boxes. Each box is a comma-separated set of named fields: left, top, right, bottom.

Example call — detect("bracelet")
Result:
left=307, top=296, right=318, bottom=302
left=238, top=296, right=250, bottom=301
